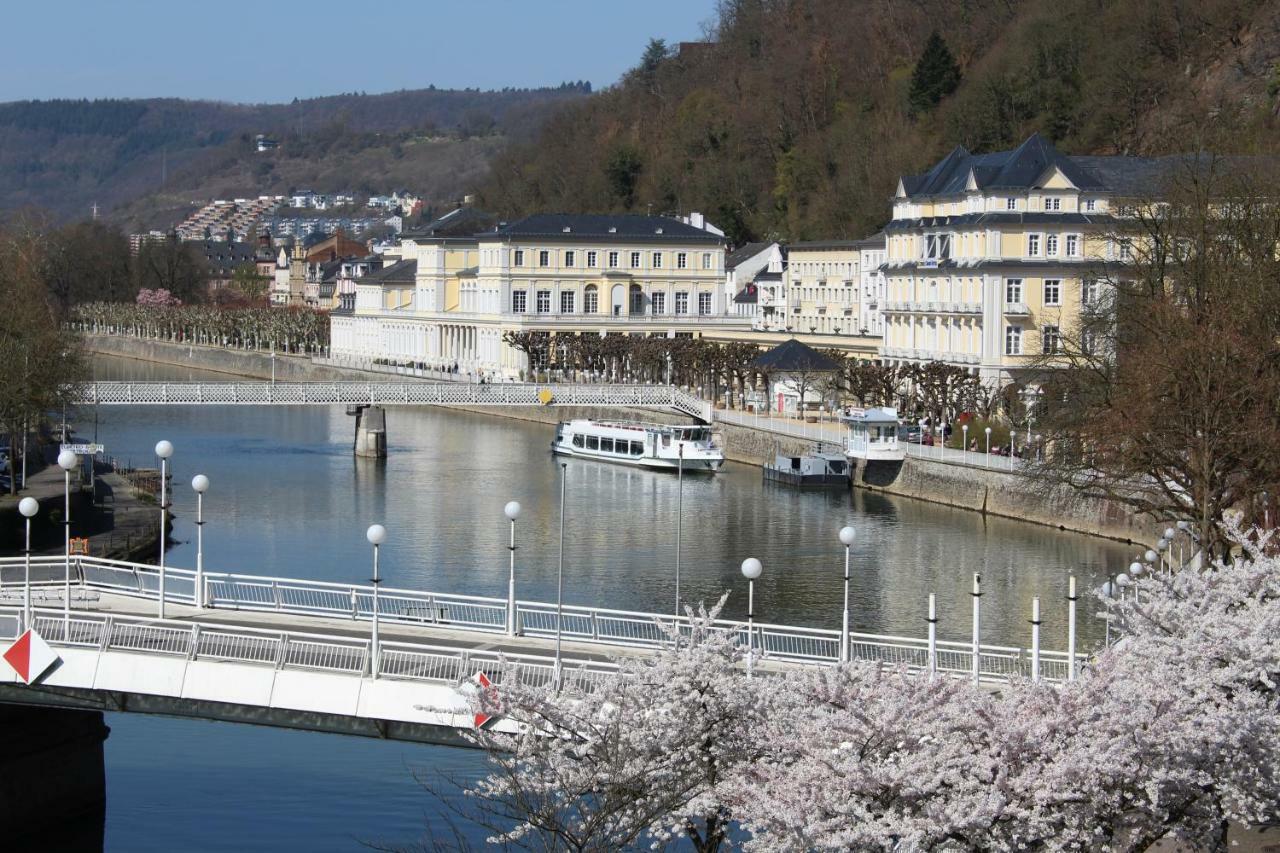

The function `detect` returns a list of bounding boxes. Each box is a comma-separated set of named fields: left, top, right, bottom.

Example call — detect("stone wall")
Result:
left=83, top=334, right=1158, bottom=545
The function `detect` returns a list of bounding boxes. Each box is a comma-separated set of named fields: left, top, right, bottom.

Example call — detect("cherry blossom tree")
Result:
left=444, top=600, right=763, bottom=852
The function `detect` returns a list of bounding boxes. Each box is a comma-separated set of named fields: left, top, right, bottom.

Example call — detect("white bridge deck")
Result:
left=0, top=556, right=1083, bottom=744
left=76, top=382, right=713, bottom=422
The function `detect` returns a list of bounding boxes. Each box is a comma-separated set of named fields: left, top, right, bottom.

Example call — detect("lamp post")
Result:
left=155, top=440, right=173, bottom=619
left=970, top=573, right=982, bottom=684
left=19, top=497, right=38, bottom=630
left=1066, top=576, right=1078, bottom=681
left=1155, top=537, right=1170, bottom=572
left=1034, top=434, right=1042, bottom=462
left=366, top=523, right=386, bottom=679
left=741, top=557, right=762, bottom=678
left=1129, top=560, right=1144, bottom=605
left=1099, top=575, right=1118, bottom=645
left=192, top=475, right=210, bottom=608
left=984, top=426, right=991, bottom=467
left=962, top=424, right=968, bottom=461
left=838, top=526, right=855, bottom=663
left=940, top=420, right=947, bottom=461
left=555, top=463, right=567, bottom=692
left=504, top=501, right=521, bottom=636
left=57, top=449, right=78, bottom=635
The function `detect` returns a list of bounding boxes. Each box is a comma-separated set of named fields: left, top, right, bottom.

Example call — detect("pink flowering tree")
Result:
left=441, top=599, right=764, bottom=851
left=441, top=529, right=1279, bottom=851
left=135, top=288, right=181, bottom=307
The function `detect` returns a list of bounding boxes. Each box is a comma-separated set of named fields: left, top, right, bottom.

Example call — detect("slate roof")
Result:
left=189, top=240, right=257, bottom=276
left=488, top=213, right=724, bottom=243
left=362, top=258, right=417, bottom=284
left=726, top=241, right=770, bottom=270
left=401, top=206, right=498, bottom=239
left=898, top=133, right=1176, bottom=199
left=751, top=339, right=841, bottom=372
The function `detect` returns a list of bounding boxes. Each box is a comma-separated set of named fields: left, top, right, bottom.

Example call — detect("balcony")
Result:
left=1004, top=302, right=1031, bottom=315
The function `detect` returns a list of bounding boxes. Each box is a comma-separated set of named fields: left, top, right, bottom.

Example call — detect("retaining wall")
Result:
left=83, top=334, right=1158, bottom=544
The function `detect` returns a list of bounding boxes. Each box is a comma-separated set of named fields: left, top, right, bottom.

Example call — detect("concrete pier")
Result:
left=0, top=704, right=108, bottom=850
left=351, top=405, right=387, bottom=458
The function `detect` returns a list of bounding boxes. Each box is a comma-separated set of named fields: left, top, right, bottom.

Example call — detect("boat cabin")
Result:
left=842, top=407, right=905, bottom=461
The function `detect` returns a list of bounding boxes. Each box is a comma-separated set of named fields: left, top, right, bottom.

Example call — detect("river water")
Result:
left=82, top=354, right=1132, bottom=851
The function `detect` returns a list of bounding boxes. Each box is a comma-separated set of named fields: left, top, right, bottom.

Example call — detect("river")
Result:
left=82, top=354, right=1132, bottom=851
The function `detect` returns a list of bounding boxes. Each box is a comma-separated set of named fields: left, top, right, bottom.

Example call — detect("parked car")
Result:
left=897, top=425, right=923, bottom=443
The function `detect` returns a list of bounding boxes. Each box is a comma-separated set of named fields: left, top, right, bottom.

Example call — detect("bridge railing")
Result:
left=76, top=382, right=713, bottom=421
left=0, top=556, right=1083, bottom=682
left=5, top=606, right=618, bottom=689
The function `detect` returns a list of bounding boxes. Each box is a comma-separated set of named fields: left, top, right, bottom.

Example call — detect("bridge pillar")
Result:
left=351, top=405, right=388, bottom=458
left=0, top=704, right=108, bottom=848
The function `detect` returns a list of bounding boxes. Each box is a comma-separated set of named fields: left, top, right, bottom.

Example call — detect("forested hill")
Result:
left=0, top=83, right=590, bottom=224
left=479, top=0, right=1280, bottom=245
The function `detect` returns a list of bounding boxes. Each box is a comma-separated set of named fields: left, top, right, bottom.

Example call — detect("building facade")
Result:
left=331, top=213, right=736, bottom=377
left=879, top=133, right=1154, bottom=386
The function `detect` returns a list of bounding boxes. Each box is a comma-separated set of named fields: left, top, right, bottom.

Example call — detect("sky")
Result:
left=1, top=0, right=719, bottom=103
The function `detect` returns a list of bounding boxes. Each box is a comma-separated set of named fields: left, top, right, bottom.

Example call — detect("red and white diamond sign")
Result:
left=473, top=671, right=499, bottom=729
left=4, top=629, right=59, bottom=685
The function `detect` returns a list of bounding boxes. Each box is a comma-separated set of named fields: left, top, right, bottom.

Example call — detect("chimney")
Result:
left=690, top=211, right=705, bottom=230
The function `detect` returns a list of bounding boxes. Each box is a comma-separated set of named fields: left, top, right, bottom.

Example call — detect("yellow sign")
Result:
left=537, top=388, right=554, bottom=405
left=69, top=537, right=90, bottom=556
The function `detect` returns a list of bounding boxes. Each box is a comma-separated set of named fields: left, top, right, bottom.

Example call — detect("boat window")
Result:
left=600, top=437, right=614, bottom=453
left=631, top=441, right=644, bottom=456
left=586, top=436, right=599, bottom=450
left=572, top=435, right=583, bottom=448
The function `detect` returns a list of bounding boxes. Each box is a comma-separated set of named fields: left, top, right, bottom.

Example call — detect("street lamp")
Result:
left=504, top=500, right=521, bottom=636
left=18, top=497, right=38, bottom=630
left=57, top=448, right=78, bottom=635
left=838, top=526, right=855, bottom=663
left=984, top=426, right=992, bottom=467
left=962, top=423, right=968, bottom=460
left=1155, top=537, right=1169, bottom=572
left=155, top=440, right=174, bottom=619
left=192, top=475, right=210, bottom=608
left=741, top=557, right=762, bottom=678
left=366, top=523, right=386, bottom=679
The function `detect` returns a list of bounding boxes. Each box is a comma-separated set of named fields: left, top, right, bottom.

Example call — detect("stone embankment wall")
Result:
left=83, top=334, right=1159, bottom=545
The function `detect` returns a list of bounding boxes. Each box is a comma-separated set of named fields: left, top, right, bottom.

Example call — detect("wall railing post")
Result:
left=926, top=593, right=937, bottom=680
left=1030, top=597, right=1042, bottom=683
left=970, top=573, right=982, bottom=684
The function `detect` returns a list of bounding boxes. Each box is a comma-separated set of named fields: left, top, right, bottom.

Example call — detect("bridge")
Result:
left=0, top=555, right=1083, bottom=746
left=76, top=381, right=714, bottom=423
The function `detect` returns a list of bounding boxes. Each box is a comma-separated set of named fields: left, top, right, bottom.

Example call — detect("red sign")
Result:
left=473, top=671, right=499, bottom=728
left=4, top=629, right=59, bottom=685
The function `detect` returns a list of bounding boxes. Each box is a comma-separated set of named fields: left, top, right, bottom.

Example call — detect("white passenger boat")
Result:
left=552, top=419, right=724, bottom=472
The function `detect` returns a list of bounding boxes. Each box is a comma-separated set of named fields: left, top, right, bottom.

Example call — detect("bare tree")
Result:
left=1028, top=158, right=1280, bottom=560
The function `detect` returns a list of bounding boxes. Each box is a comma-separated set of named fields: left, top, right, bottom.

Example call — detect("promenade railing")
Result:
left=0, top=555, right=1083, bottom=683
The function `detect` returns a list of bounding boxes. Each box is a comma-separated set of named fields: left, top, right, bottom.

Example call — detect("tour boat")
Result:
left=552, top=419, right=725, bottom=472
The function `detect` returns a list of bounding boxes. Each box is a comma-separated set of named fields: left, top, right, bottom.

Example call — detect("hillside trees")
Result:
left=907, top=32, right=961, bottom=115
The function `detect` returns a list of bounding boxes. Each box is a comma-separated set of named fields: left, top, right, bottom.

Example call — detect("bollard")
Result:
left=970, top=573, right=982, bottom=684
left=926, top=593, right=938, bottom=680
left=1067, top=576, right=1078, bottom=681
left=1030, top=597, right=1042, bottom=683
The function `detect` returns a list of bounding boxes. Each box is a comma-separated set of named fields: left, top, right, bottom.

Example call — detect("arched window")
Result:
left=629, top=283, right=645, bottom=315
left=584, top=284, right=598, bottom=314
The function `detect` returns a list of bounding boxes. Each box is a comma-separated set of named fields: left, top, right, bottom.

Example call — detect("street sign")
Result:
left=60, top=443, right=104, bottom=455
left=3, top=629, right=59, bottom=684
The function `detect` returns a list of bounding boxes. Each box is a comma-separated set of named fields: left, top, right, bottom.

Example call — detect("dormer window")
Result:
left=923, top=234, right=951, bottom=262
left=1044, top=197, right=1061, bottom=211
left=1006, top=198, right=1017, bottom=211
left=562, top=226, right=572, bottom=233
left=608, top=226, right=617, bottom=233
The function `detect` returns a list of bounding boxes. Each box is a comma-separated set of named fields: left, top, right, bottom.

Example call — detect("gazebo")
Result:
left=750, top=339, right=842, bottom=415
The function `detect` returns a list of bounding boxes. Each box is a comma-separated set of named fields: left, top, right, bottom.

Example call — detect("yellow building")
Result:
left=880, top=133, right=1152, bottom=386
left=331, top=212, right=735, bottom=377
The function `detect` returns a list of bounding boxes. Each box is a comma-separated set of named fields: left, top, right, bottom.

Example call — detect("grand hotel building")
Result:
left=880, top=133, right=1165, bottom=386
left=330, top=212, right=742, bottom=377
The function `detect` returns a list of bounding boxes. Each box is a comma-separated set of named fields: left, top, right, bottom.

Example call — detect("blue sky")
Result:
left=2, top=0, right=719, bottom=103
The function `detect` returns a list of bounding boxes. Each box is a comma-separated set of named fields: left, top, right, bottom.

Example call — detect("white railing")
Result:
left=5, top=606, right=618, bottom=689
left=0, top=556, right=1083, bottom=683
left=903, top=439, right=1031, bottom=472
left=75, top=382, right=712, bottom=422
